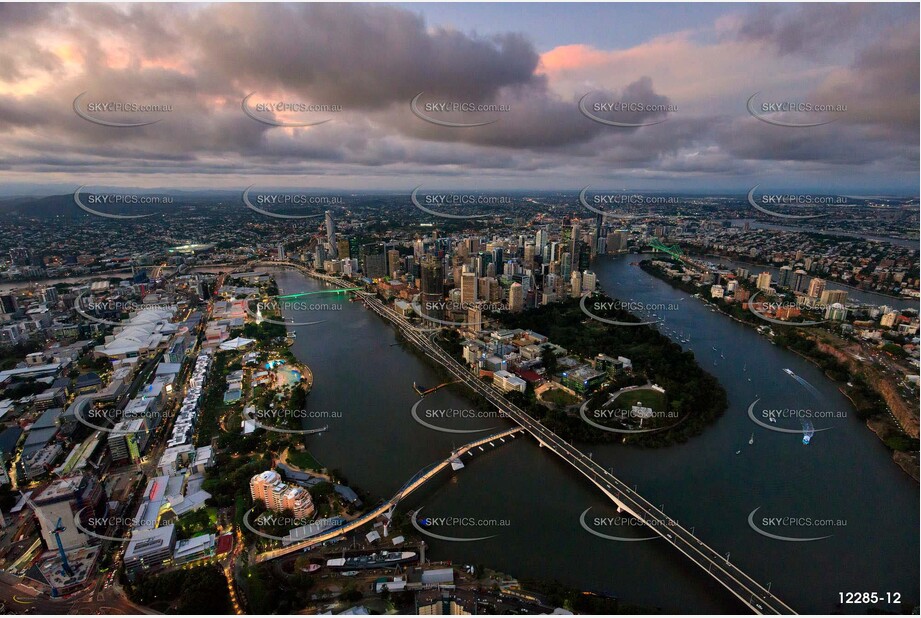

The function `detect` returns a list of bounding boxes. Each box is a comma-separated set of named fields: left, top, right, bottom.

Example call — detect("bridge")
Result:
left=253, top=262, right=796, bottom=614
left=254, top=427, right=523, bottom=562
left=649, top=238, right=684, bottom=260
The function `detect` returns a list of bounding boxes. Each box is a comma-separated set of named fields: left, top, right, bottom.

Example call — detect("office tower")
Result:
left=387, top=249, right=401, bottom=278
left=535, top=229, right=547, bottom=253
left=561, top=253, right=572, bottom=279
left=570, top=223, right=581, bottom=269
left=508, top=282, right=523, bottom=312
left=549, top=241, right=560, bottom=263
left=360, top=243, right=387, bottom=279
left=325, top=211, right=338, bottom=258
left=582, top=271, right=597, bottom=293
left=523, top=242, right=536, bottom=269
left=807, top=278, right=826, bottom=298
left=413, top=238, right=425, bottom=260
left=486, top=262, right=496, bottom=278
left=420, top=255, right=444, bottom=320
left=756, top=272, right=772, bottom=290
left=460, top=268, right=477, bottom=305
left=570, top=271, right=582, bottom=298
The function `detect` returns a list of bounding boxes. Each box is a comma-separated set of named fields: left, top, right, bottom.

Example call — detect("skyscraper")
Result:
left=508, top=282, right=523, bottom=312
left=420, top=255, right=444, bottom=320
left=325, top=211, right=338, bottom=259
left=460, top=268, right=477, bottom=306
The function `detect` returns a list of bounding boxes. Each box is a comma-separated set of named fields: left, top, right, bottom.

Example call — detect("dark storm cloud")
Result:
left=0, top=3, right=916, bottom=190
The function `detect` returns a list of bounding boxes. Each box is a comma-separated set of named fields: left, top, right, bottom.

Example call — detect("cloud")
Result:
left=0, top=3, right=915, bottom=191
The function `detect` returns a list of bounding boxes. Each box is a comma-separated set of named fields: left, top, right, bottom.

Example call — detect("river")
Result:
left=271, top=255, right=918, bottom=614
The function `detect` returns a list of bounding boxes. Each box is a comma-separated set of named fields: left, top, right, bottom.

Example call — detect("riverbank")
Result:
left=641, top=259, right=920, bottom=481
left=687, top=250, right=918, bottom=305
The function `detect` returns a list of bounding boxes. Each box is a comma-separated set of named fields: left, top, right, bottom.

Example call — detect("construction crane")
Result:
left=52, top=517, right=74, bottom=577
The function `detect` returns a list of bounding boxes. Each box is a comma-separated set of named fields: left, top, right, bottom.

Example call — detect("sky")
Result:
left=0, top=2, right=917, bottom=195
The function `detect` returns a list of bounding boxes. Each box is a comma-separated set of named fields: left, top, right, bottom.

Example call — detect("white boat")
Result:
left=783, top=368, right=795, bottom=376
left=450, top=458, right=465, bottom=471
left=748, top=433, right=754, bottom=445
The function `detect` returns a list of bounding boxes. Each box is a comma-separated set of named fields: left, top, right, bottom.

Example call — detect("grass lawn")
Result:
left=610, top=387, right=667, bottom=412
left=541, top=388, right=580, bottom=406
left=287, top=449, right=323, bottom=471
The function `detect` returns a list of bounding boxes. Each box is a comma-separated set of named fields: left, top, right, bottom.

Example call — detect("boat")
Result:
left=450, top=458, right=465, bottom=471
left=783, top=368, right=795, bottom=377
left=302, top=563, right=322, bottom=573
left=326, top=550, right=418, bottom=570
left=735, top=450, right=741, bottom=455
left=748, top=433, right=754, bottom=445
left=802, top=420, right=815, bottom=445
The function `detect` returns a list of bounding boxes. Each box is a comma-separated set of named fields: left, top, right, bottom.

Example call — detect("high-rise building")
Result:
left=792, top=269, right=809, bottom=293
left=460, top=269, right=477, bottom=306
left=420, top=255, right=444, bottom=320
left=570, top=271, right=582, bottom=298
left=466, top=306, right=482, bottom=332
left=820, top=289, right=848, bottom=305
left=807, top=277, right=826, bottom=298
left=756, top=272, right=773, bottom=290
left=250, top=471, right=315, bottom=519
left=582, top=271, right=597, bottom=293
left=778, top=266, right=793, bottom=289
left=387, top=249, right=401, bottom=278
left=325, top=211, right=338, bottom=259
left=508, top=282, right=523, bottom=312
left=337, top=238, right=351, bottom=260
left=360, top=243, right=387, bottom=279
